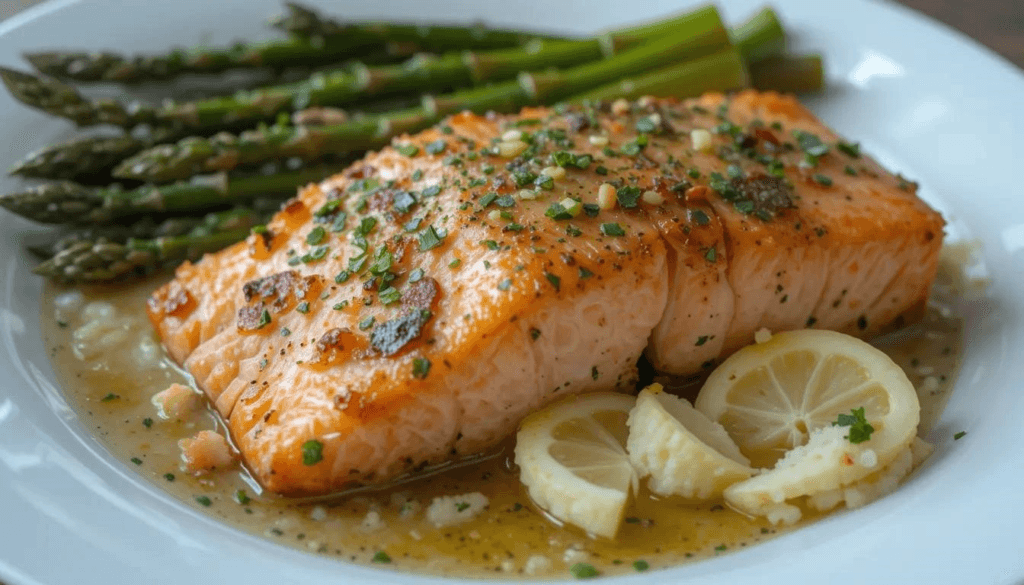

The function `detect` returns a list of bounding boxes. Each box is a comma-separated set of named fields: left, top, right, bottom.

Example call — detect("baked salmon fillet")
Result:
left=148, top=91, right=944, bottom=495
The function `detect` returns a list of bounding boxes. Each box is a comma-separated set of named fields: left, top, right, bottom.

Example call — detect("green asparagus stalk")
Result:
left=730, top=6, right=786, bottom=63
left=270, top=2, right=551, bottom=51
left=8, top=135, right=154, bottom=182
left=570, top=48, right=749, bottom=102
left=0, top=66, right=148, bottom=127
left=11, top=6, right=726, bottom=134
left=23, top=3, right=551, bottom=84
left=748, top=55, right=824, bottom=94
left=28, top=205, right=271, bottom=259
left=33, top=221, right=255, bottom=283
left=113, top=22, right=740, bottom=182
left=1, top=166, right=331, bottom=224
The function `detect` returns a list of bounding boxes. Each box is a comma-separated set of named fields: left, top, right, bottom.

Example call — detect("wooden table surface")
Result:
left=0, top=0, right=1022, bottom=70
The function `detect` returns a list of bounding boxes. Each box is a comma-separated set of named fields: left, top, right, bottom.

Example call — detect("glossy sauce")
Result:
left=41, top=259, right=966, bottom=579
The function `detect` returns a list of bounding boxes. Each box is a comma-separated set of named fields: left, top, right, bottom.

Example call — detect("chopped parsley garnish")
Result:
left=130, top=457, right=142, bottom=465
left=715, top=544, right=727, bottom=552
left=545, top=202, right=574, bottom=220
left=378, top=287, right=401, bottom=305
left=425, top=139, right=446, bottom=155
left=512, top=170, right=538, bottom=187
left=579, top=267, right=594, bottom=279
left=600, top=223, right=625, bottom=237
left=503, top=222, right=525, bottom=232
left=455, top=502, right=471, bottom=512
left=691, top=209, right=710, bottom=225
left=616, top=185, right=641, bottom=208
left=954, top=431, right=967, bottom=440
left=305, top=226, right=326, bottom=246
left=422, top=184, right=442, bottom=198
left=551, top=150, right=593, bottom=169
left=696, top=335, right=709, bottom=346
left=235, top=490, right=251, bottom=505
left=395, top=143, right=419, bottom=157
left=479, top=191, right=498, bottom=207
left=142, top=417, right=153, bottom=428
left=392, top=191, right=417, bottom=213
left=372, top=551, right=391, bottom=564
left=418, top=225, right=445, bottom=251
left=620, top=135, right=648, bottom=155
left=836, top=140, right=861, bottom=158
left=570, top=563, right=600, bottom=579
left=582, top=203, right=600, bottom=217
left=301, top=439, right=324, bottom=465
left=256, top=309, right=272, bottom=328
left=358, top=316, right=376, bottom=330
left=408, top=267, right=425, bottom=282
left=101, top=393, right=118, bottom=402
left=530, top=328, right=541, bottom=340
left=296, top=301, right=310, bottom=314
left=163, top=473, right=175, bottom=482
left=704, top=247, right=717, bottom=262
left=832, top=407, right=875, bottom=444
left=412, top=357, right=431, bottom=379
left=481, top=239, right=499, bottom=250
left=813, top=174, right=833, bottom=186
left=544, top=272, right=561, bottom=291
left=448, top=258, right=461, bottom=268
left=844, top=165, right=858, bottom=176
left=793, top=129, right=830, bottom=157
left=498, top=278, right=513, bottom=291
left=195, top=496, right=212, bottom=507
left=300, top=245, right=329, bottom=263
left=495, top=195, right=516, bottom=208
left=633, top=560, right=650, bottom=572
left=635, top=116, right=658, bottom=133
left=335, top=269, right=352, bottom=284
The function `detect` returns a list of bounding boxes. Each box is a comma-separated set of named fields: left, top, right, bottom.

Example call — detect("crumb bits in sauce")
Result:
left=41, top=257, right=968, bottom=579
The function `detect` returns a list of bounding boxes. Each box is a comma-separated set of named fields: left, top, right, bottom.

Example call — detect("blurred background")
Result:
left=0, top=0, right=1022, bottom=69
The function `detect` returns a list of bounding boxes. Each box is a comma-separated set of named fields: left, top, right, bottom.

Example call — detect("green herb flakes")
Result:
left=235, top=490, right=251, bottom=505
left=142, top=417, right=153, bottom=428
left=359, top=316, right=376, bottom=331
left=633, top=560, right=650, bottom=572
left=301, top=439, right=324, bottom=465
left=837, top=140, right=861, bottom=158
left=372, top=551, right=391, bottom=564
left=305, top=226, right=326, bottom=246
left=396, top=143, right=419, bottom=157
left=296, top=301, right=310, bottom=314
left=704, top=247, right=717, bottom=262
left=813, top=174, right=834, bottom=186
left=954, top=431, right=967, bottom=440
left=412, top=357, right=431, bottom=379
left=418, top=225, right=445, bottom=251
left=832, top=407, right=875, bottom=444
left=545, top=272, right=561, bottom=291
left=498, top=278, right=513, bottom=291
left=195, top=496, right=212, bottom=507
left=378, top=287, right=401, bottom=305
left=616, top=185, right=641, bottom=208
left=600, top=223, right=625, bottom=236
left=570, top=563, right=600, bottom=579
left=130, top=457, right=142, bottom=465
left=163, top=473, right=175, bottom=482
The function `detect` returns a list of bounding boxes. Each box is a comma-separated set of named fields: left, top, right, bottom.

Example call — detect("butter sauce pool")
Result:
left=40, top=258, right=965, bottom=579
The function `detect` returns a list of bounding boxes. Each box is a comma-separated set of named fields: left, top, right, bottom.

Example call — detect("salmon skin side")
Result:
left=148, top=91, right=945, bottom=495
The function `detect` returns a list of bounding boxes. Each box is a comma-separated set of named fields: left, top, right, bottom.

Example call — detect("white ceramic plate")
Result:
left=2, top=1, right=1023, bottom=583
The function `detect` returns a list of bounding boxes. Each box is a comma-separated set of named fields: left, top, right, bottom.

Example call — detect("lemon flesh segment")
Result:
left=695, top=329, right=921, bottom=469
left=626, top=384, right=754, bottom=499
left=514, top=392, right=637, bottom=539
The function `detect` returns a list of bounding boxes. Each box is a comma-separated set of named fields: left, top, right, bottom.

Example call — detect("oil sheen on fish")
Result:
left=147, top=91, right=945, bottom=495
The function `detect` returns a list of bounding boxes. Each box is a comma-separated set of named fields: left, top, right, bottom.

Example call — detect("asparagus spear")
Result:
left=33, top=221, right=255, bottom=283
left=1, top=166, right=331, bottom=224
left=270, top=2, right=550, bottom=51
left=113, top=23, right=741, bottom=182
left=23, top=3, right=551, bottom=84
left=730, top=6, right=786, bottom=63
left=570, top=48, right=749, bottom=102
left=28, top=205, right=270, bottom=259
left=8, top=135, right=154, bottom=183
left=748, top=55, right=824, bottom=94
left=10, top=6, right=726, bottom=134
left=0, top=66, right=148, bottom=127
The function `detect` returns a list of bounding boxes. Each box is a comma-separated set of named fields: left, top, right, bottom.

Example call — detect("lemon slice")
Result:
left=695, top=329, right=920, bottom=470
left=514, top=392, right=637, bottom=538
left=626, top=384, right=754, bottom=499
left=805, top=437, right=932, bottom=513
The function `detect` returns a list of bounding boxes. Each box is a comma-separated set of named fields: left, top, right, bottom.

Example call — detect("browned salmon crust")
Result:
left=148, top=91, right=944, bottom=495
